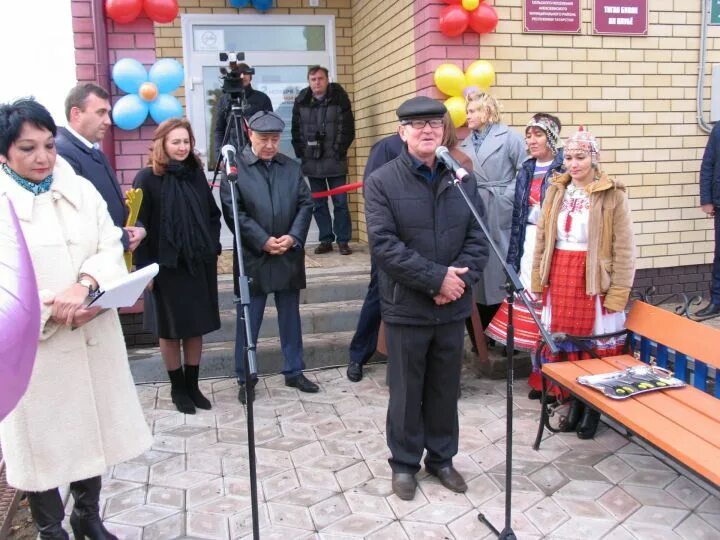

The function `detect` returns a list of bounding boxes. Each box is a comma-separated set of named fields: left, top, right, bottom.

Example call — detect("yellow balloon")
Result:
left=465, top=60, right=495, bottom=91
left=434, top=64, right=467, bottom=97
left=462, top=0, right=480, bottom=10
left=444, top=96, right=467, bottom=128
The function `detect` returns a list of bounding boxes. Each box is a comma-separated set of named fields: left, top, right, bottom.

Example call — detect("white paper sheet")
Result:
left=88, top=263, right=159, bottom=309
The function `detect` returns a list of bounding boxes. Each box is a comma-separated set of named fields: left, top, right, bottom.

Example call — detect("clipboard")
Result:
left=88, top=263, right=159, bottom=309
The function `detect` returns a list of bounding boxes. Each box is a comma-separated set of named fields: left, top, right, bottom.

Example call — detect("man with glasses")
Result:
left=364, top=96, right=488, bottom=501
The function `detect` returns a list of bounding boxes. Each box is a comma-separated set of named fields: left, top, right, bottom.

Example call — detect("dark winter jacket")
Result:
left=220, top=145, right=313, bottom=296
left=700, top=122, right=720, bottom=207
left=291, top=82, right=355, bottom=177
left=213, top=86, right=273, bottom=159
left=364, top=147, right=488, bottom=326
left=506, top=150, right=565, bottom=272
left=55, top=127, right=130, bottom=249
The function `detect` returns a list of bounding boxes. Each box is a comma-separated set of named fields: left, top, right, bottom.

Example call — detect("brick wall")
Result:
left=350, top=0, right=416, bottom=243
left=474, top=0, right=715, bottom=273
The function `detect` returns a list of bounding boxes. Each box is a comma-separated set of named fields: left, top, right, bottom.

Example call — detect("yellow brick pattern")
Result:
left=485, top=1, right=717, bottom=269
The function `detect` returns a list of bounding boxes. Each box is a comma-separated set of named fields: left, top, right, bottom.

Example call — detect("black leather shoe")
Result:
left=69, top=477, right=118, bottom=540
left=238, top=383, right=255, bottom=405
left=314, top=242, right=333, bottom=254
left=426, top=465, right=467, bottom=493
left=347, top=362, right=363, bottom=382
left=577, top=408, right=601, bottom=440
left=696, top=303, right=720, bottom=317
left=561, top=399, right=584, bottom=432
left=69, top=512, right=118, bottom=540
left=391, top=472, right=418, bottom=501
left=338, top=243, right=353, bottom=255
left=285, top=373, right=319, bottom=393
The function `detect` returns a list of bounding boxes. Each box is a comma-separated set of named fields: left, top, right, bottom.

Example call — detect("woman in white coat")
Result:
left=0, top=99, right=152, bottom=539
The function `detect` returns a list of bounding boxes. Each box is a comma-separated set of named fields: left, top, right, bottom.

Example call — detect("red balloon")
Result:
left=443, top=0, right=462, bottom=4
left=439, top=5, right=469, bottom=37
left=105, top=0, right=143, bottom=24
left=468, top=3, right=499, bottom=34
left=143, top=0, right=179, bottom=24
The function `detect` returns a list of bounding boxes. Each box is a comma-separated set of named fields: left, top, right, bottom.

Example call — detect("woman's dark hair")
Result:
left=0, top=98, right=57, bottom=156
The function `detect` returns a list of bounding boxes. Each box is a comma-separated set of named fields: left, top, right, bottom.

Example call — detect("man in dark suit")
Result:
left=56, top=83, right=145, bottom=251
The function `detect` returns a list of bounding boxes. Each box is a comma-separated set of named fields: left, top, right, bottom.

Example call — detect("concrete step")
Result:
left=205, top=299, right=365, bottom=343
left=216, top=272, right=371, bottom=310
left=128, top=330, right=362, bottom=383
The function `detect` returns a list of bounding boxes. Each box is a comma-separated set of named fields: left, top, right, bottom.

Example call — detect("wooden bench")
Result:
left=533, top=300, right=720, bottom=488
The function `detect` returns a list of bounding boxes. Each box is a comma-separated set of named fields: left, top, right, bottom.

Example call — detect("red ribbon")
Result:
left=311, top=181, right=364, bottom=198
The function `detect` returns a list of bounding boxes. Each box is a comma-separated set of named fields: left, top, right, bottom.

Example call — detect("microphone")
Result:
left=221, top=144, right=238, bottom=181
left=435, top=146, right=471, bottom=182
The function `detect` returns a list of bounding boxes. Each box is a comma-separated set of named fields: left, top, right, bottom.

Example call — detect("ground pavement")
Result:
left=61, top=361, right=720, bottom=540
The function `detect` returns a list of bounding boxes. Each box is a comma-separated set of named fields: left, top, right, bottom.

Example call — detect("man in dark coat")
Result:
left=698, top=122, right=720, bottom=317
left=364, top=97, right=488, bottom=501
left=347, top=133, right=403, bottom=382
left=291, top=66, right=355, bottom=255
left=213, top=62, right=273, bottom=161
left=220, top=111, right=317, bottom=404
left=55, top=83, right=145, bottom=251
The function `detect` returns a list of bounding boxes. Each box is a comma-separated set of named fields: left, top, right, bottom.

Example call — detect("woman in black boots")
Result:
left=134, top=118, right=221, bottom=414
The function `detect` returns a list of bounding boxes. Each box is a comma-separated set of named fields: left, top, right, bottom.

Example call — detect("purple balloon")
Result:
left=0, top=195, right=40, bottom=422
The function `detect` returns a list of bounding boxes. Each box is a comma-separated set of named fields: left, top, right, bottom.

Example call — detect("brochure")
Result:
left=577, top=365, right=685, bottom=400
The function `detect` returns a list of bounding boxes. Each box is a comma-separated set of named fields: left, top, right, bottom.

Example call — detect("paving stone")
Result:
left=399, top=521, right=454, bottom=539
left=107, top=504, right=178, bottom=528
left=186, top=478, right=224, bottom=509
left=310, top=494, right=351, bottom=529
left=146, top=486, right=185, bottom=510
left=547, top=516, right=617, bottom=539
left=186, top=510, right=230, bottom=539
left=365, top=520, right=410, bottom=540
left=555, top=480, right=613, bottom=500
left=622, top=522, right=684, bottom=539
left=524, top=497, right=569, bottom=535
left=143, top=512, right=185, bottom=540
left=343, top=488, right=394, bottom=518
left=448, top=509, right=494, bottom=539
left=385, top=491, right=429, bottom=520
left=268, top=502, right=315, bottom=530
left=593, top=454, right=634, bottom=484
left=528, top=464, right=570, bottom=496
left=104, top=486, right=147, bottom=519
left=262, top=470, right=300, bottom=500
left=596, top=486, right=640, bottom=521
left=621, top=485, right=687, bottom=509
left=626, top=505, right=690, bottom=528
left=228, top=505, right=270, bottom=539
left=335, top=461, right=372, bottom=491
left=297, top=467, right=341, bottom=492
left=320, top=513, right=390, bottom=536
left=405, top=502, right=469, bottom=524
left=555, top=497, right=613, bottom=520
left=665, top=476, right=710, bottom=509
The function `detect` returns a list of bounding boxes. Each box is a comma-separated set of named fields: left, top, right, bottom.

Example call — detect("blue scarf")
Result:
left=3, top=163, right=53, bottom=195
left=472, top=124, right=493, bottom=152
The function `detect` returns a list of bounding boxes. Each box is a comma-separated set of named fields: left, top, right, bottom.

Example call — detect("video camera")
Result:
left=219, top=51, right=255, bottom=99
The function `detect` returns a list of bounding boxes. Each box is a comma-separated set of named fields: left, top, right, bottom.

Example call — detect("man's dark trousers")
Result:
left=385, top=320, right=464, bottom=474
left=713, top=210, right=720, bottom=304
left=234, top=290, right=304, bottom=383
left=308, top=175, right=351, bottom=244
left=348, top=260, right=380, bottom=365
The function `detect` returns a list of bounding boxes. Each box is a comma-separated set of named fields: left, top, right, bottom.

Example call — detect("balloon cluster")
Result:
left=434, top=60, right=495, bottom=127
left=105, top=0, right=179, bottom=24
left=439, top=0, right=498, bottom=37
left=229, top=0, right=273, bottom=10
left=112, top=58, right=184, bottom=130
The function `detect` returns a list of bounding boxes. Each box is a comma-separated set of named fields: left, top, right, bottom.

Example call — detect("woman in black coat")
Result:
left=134, top=118, right=221, bottom=414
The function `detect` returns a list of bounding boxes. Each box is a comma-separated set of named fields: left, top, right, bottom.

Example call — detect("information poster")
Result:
left=592, top=0, right=648, bottom=36
left=523, top=0, right=582, bottom=34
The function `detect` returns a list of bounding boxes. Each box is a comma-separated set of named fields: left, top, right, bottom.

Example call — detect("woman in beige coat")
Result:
left=0, top=99, right=152, bottom=539
left=531, top=127, right=635, bottom=440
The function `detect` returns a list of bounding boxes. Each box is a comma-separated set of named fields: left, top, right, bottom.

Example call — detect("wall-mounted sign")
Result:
left=593, top=0, right=648, bottom=36
left=712, top=0, right=720, bottom=25
left=523, top=0, right=581, bottom=34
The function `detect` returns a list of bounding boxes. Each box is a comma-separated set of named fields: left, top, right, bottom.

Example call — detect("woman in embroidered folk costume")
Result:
left=486, top=114, right=564, bottom=375
left=0, top=98, right=152, bottom=539
left=531, top=127, right=635, bottom=439
left=133, top=118, right=222, bottom=415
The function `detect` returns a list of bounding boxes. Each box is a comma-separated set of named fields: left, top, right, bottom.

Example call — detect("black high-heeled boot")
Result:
left=184, top=364, right=212, bottom=410
left=577, top=407, right=602, bottom=439
left=69, top=476, right=118, bottom=540
left=561, top=399, right=585, bottom=432
left=26, top=488, right=70, bottom=539
left=168, top=367, right=196, bottom=414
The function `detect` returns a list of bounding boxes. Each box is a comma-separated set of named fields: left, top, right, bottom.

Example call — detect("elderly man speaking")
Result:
left=220, top=111, right=317, bottom=404
left=364, top=96, right=488, bottom=500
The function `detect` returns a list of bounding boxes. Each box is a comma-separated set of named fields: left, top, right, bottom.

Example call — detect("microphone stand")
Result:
left=448, top=173, right=557, bottom=540
left=225, top=158, right=261, bottom=540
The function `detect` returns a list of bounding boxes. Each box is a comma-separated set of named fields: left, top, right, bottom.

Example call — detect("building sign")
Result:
left=523, top=0, right=582, bottom=34
left=593, top=0, right=648, bottom=35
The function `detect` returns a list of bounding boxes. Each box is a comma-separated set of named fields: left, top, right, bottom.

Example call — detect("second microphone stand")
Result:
left=225, top=160, right=261, bottom=540
left=449, top=173, right=557, bottom=540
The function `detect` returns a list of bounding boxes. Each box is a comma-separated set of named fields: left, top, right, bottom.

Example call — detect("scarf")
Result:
left=471, top=124, right=493, bottom=152
left=158, top=160, right=215, bottom=275
left=2, top=163, right=53, bottom=195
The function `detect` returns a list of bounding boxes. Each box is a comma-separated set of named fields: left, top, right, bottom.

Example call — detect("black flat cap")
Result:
left=396, top=96, right=447, bottom=121
left=248, top=111, right=285, bottom=133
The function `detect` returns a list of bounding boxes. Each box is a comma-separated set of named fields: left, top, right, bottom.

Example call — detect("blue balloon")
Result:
left=252, top=0, right=273, bottom=11
left=149, top=59, right=184, bottom=94
left=229, top=0, right=251, bottom=7
left=113, top=95, right=148, bottom=130
left=112, top=58, right=147, bottom=95
left=149, top=95, right=183, bottom=124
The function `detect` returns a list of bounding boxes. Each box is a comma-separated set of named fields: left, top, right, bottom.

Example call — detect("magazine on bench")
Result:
left=577, top=365, right=685, bottom=400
